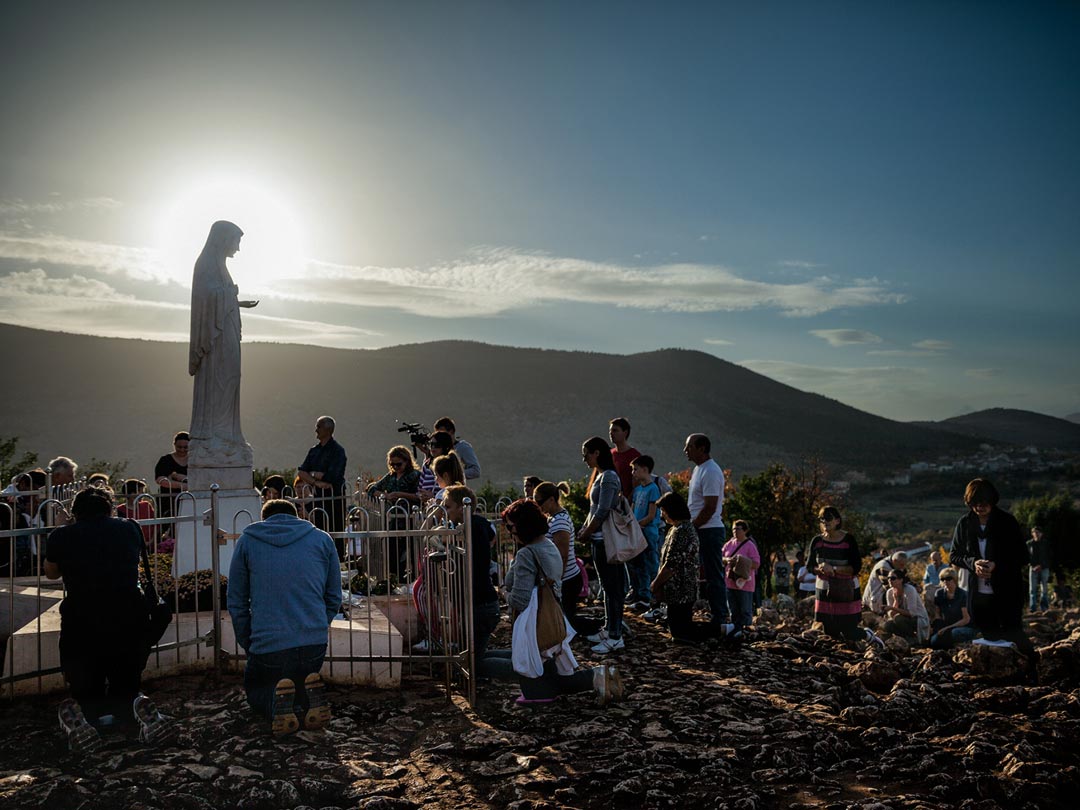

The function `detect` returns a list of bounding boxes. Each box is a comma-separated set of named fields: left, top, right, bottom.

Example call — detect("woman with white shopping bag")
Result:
left=481, top=499, right=623, bottom=705
left=576, top=436, right=629, bottom=654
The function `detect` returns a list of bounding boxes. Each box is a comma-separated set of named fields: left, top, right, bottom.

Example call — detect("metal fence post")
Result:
left=209, top=484, right=222, bottom=673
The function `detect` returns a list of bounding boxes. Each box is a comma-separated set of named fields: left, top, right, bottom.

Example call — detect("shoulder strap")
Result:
left=129, top=518, right=158, bottom=602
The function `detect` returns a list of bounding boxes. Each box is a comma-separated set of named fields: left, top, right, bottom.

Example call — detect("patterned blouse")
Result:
left=660, top=520, right=700, bottom=605
left=367, top=469, right=420, bottom=497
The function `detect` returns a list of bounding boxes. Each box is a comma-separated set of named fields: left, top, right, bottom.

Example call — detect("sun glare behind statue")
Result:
left=156, top=177, right=306, bottom=293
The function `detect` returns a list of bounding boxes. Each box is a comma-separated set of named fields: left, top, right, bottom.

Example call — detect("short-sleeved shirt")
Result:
left=723, top=535, right=760, bottom=592
left=934, top=587, right=968, bottom=626
left=660, top=521, right=700, bottom=605
left=299, top=438, right=348, bottom=490
left=611, top=446, right=641, bottom=498
left=545, top=509, right=577, bottom=582
left=632, top=481, right=661, bottom=544
left=688, top=459, right=725, bottom=529
left=45, top=517, right=142, bottom=601
left=154, top=454, right=187, bottom=488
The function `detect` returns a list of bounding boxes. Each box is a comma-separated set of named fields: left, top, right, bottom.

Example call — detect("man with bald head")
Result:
left=298, top=416, right=348, bottom=554
left=684, top=433, right=730, bottom=629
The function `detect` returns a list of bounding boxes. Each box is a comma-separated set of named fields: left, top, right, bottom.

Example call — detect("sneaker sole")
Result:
left=133, top=696, right=177, bottom=746
left=58, top=700, right=103, bottom=754
left=271, top=679, right=300, bottom=737
left=302, top=673, right=331, bottom=731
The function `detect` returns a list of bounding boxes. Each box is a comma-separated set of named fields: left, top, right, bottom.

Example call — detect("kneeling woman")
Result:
left=45, top=487, right=171, bottom=752
left=483, top=499, right=622, bottom=705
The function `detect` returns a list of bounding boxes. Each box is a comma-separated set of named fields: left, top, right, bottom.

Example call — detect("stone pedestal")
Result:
left=174, top=488, right=261, bottom=577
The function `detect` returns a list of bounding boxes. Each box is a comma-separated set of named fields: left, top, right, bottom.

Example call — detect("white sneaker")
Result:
left=412, top=639, right=431, bottom=652
left=585, top=629, right=607, bottom=643
left=591, top=636, right=625, bottom=654
left=642, top=607, right=666, bottom=621
left=865, top=629, right=885, bottom=650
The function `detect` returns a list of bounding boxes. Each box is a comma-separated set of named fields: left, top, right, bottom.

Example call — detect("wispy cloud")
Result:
left=0, top=267, right=379, bottom=347
left=704, top=338, right=734, bottom=346
left=809, top=328, right=883, bottom=347
left=0, top=233, right=908, bottom=320
left=965, top=368, right=1002, bottom=379
left=778, top=259, right=824, bottom=270
left=913, top=339, right=951, bottom=351
left=0, top=232, right=170, bottom=282
left=0, top=196, right=123, bottom=215
left=264, top=248, right=906, bottom=318
left=867, top=338, right=952, bottom=357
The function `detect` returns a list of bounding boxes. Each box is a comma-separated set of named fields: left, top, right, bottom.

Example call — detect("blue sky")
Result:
left=1, top=1, right=1077, bottom=420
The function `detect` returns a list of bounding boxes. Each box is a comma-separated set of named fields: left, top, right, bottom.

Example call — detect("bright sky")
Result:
left=2, top=1, right=1077, bottom=421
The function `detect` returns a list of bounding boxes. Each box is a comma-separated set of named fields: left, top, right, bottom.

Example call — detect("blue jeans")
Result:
left=697, top=526, right=729, bottom=623
left=727, top=588, right=753, bottom=632
left=1029, top=567, right=1051, bottom=611
left=593, top=540, right=627, bottom=639
left=627, top=533, right=660, bottom=603
left=244, top=644, right=327, bottom=720
left=929, top=626, right=978, bottom=649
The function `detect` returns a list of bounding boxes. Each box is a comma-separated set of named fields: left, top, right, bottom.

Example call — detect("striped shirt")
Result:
left=546, top=509, right=577, bottom=582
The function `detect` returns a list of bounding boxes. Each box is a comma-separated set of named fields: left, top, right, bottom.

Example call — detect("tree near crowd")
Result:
left=0, top=435, right=37, bottom=485
left=723, top=461, right=878, bottom=592
left=1013, top=492, right=1080, bottom=570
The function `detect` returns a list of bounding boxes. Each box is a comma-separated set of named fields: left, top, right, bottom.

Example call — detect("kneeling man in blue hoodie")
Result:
left=228, top=499, right=342, bottom=735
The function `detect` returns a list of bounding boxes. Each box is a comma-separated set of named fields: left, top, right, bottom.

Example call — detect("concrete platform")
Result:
left=2, top=586, right=403, bottom=696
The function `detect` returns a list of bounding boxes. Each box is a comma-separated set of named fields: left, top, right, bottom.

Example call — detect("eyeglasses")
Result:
left=940, top=576, right=954, bottom=582
left=389, top=461, right=405, bottom=470
left=887, top=575, right=901, bottom=581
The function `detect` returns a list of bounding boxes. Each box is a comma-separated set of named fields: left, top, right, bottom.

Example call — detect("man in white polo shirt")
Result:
left=684, top=433, right=730, bottom=628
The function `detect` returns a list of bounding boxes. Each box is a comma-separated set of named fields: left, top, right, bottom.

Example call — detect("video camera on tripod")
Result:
left=397, top=421, right=431, bottom=457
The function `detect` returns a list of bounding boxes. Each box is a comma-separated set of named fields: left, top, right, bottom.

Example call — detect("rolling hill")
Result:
left=0, top=324, right=990, bottom=485
left=922, top=408, right=1080, bottom=452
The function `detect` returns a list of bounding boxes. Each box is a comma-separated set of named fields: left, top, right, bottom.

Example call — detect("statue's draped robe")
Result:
left=188, top=224, right=250, bottom=466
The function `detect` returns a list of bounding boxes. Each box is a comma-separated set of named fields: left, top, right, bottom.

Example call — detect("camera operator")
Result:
left=432, top=417, right=480, bottom=481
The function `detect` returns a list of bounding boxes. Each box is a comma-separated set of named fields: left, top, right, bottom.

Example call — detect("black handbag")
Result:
left=135, top=522, right=174, bottom=657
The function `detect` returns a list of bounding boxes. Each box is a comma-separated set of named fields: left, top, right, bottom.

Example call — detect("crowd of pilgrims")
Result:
left=2, top=416, right=1049, bottom=749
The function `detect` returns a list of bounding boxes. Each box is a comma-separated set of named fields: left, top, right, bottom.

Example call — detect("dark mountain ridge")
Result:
left=0, top=324, right=990, bottom=485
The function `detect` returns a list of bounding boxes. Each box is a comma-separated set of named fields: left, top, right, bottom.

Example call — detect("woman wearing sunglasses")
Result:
left=929, top=567, right=974, bottom=649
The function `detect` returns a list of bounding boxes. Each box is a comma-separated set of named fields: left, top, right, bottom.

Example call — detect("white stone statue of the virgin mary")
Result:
left=188, top=220, right=258, bottom=482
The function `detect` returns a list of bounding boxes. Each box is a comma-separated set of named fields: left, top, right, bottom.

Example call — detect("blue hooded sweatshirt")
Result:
left=227, top=513, right=342, bottom=655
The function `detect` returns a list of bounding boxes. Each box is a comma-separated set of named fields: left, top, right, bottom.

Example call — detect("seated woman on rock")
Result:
left=929, top=566, right=975, bottom=649
left=882, top=569, right=930, bottom=645
left=481, top=498, right=623, bottom=705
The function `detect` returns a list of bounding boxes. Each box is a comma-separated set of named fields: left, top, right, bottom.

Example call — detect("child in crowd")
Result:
left=628, top=456, right=662, bottom=611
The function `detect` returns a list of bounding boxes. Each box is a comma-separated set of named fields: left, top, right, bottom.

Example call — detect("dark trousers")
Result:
left=593, top=541, right=627, bottom=639
left=60, top=602, right=145, bottom=723
left=474, top=599, right=500, bottom=661
left=481, top=650, right=594, bottom=700
left=697, top=526, right=730, bottom=623
left=560, top=572, right=603, bottom=637
left=244, top=644, right=327, bottom=720
left=667, top=602, right=720, bottom=644
left=971, top=591, right=1035, bottom=659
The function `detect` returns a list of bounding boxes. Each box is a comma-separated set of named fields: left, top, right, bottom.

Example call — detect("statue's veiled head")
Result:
left=202, top=220, right=244, bottom=259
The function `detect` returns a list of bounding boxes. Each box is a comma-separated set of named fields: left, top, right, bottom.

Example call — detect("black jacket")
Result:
left=950, top=507, right=1028, bottom=612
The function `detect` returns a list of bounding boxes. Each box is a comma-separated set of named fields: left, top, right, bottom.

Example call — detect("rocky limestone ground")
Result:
left=2, top=604, right=1079, bottom=810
